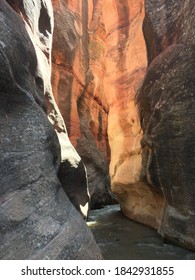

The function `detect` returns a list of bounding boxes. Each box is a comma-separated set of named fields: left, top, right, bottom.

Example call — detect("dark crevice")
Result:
left=38, top=2, right=51, bottom=36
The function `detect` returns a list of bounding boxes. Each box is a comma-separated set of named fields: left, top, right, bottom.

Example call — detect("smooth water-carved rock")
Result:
left=0, top=0, right=102, bottom=259
left=51, top=0, right=114, bottom=208
left=9, top=0, right=89, bottom=219
left=50, top=0, right=195, bottom=251
left=51, top=0, right=149, bottom=210
left=101, top=0, right=161, bottom=226
left=50, top=0, right=166, bottom=227
left=137, top=44, right=195, bottom=250
left=78, top=0, right=164, bottom=229
left=136, top=0, right=195, bottom=250
left=4, top=0, right=192, bottom=253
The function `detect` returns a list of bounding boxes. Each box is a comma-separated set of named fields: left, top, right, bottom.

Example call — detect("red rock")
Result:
left=51, top=0, right=114, bottom=207
left=50, top=0, right=195, bottom=250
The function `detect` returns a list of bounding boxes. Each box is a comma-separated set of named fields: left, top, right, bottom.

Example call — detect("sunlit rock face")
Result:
left=137, top=0, right=195, bottom=250
left=51, top=0, right=149, bottom=211
left=0, top=0, right=102, bottom=259
left=51, top=0, right=195, bottom=251
left=101, top=0, right=165, bottom=228
left=51, top=0, right=114, bottom=208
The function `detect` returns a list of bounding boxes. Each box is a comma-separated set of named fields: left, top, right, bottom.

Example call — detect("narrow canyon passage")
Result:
left=88, top=205, right=195, bottom=260
left=51, top=0, right=195, bottom=252
left=0, top=0, right=194, bottom=260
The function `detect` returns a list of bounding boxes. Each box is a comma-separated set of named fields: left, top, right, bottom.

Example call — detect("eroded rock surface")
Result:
left=136, top=0, right=195, bottom=249
left=51, top=0, right=195, bottom=250
left=0, top=0, right=102, bottom=259
left=137, top=44, right=195, bottom=250
left=143, top=0, right=195, bottom=63
left=51, top=0, right=148, bottom=210
left=1, top=0, right=194, bottom=255
left=101, top=0, right=165, bottom=228
left=51, top=0, right=113, bottom=208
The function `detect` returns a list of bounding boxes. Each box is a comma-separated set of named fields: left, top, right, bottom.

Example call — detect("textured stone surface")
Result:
left=137, top=44, right=195, bottom=250
left=2, top=0, right=194, bottom=255
left=50, top=0, right=195, bottom=250
left=51, top=0, right=148, bottom=209
left=143, top=0, right=195, bottom=63
left=51, top=0, right=115, bottom=207
left=101, top=0, right=162, bottom=227
left=136, top=0, right=195, bottom=249
left=50, top=0, right=195, bottom=251
left=6, top=0, right=89, bottom=219
left=0, top=0, right=102, bottom=259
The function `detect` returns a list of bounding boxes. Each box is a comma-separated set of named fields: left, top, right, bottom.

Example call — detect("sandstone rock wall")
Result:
left=51, top=0, right=149, bottom=210
left=50, top=0, right=195, bottom=250
left=2, top=0, right=193, bottom=255
left=0, top=0, right=102, bottom=259
left=136, top=0, right=195, bottom=250
left=101, top=0, right=165, bottom=228
left=51, top=0, right=113, bottom=208
left=51, top=0, right=164, bottom=228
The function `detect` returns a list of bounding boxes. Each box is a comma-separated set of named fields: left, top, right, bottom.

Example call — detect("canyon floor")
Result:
left=88, top=205, right=195, bottom=260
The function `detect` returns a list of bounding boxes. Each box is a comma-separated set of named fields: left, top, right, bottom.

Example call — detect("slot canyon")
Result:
left=0, top=0, right=194, bottom=259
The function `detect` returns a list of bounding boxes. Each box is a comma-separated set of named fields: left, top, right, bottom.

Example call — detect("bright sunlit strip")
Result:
left=86, top=221, right=98, bottom=226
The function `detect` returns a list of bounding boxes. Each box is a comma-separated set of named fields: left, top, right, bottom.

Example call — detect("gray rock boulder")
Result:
left=0, top=0, right=102, bottom=259
left=137, top=44, right=195, bottom=250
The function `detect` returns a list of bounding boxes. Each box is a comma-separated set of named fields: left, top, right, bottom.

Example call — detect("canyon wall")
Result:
left=51, top=0, right=149, bottom=211
left=101, top=0, right=165, bottom=228
left=137, top=0, right=195, bottom=250
left=51, top=0, right=164, bottom=227
left=0, top=0, right=194, bottom=256
left=51, top=0, right=113, bottom=208
left=0, top=0, right=102, bottom=259
left=51, top=0, right=195, bottom=250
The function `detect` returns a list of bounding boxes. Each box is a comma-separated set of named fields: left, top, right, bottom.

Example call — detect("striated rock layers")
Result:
left=101, top=0, right=163, bottom=228
left=136, top=0, right=195, bottom=250
left=51, top=0, right=113, bottom=208
left=50, top=0, right=162, bottom=227
left=51, top=0, right=195, bottom=250
left=51, top=0, right=147, bottom=208
left=1, top=0, right=194, bottom=255
left=0, top=0, right=102, bottom=259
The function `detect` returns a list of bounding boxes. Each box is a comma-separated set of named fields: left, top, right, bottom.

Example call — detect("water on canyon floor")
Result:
left=88, top=205, right=195, bottom=260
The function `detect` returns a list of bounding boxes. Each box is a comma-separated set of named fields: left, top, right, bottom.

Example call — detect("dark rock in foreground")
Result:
left=0, top=0, right=102, bottom=260
left=137, top=44, right=195, bottom=250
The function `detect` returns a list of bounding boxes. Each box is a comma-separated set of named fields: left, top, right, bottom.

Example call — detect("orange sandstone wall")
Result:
left=51, top=1, right=195, bottom=251
left=102, top=0, right=165, bottom=228
left=51, top=0, right=165, bottom=225
left=51, top=0, right=112, bottom=207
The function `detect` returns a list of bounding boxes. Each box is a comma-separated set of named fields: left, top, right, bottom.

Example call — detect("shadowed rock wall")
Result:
left=0, top=0, right=102, bottom=259
left=136, top=0, right=195, bottom=250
